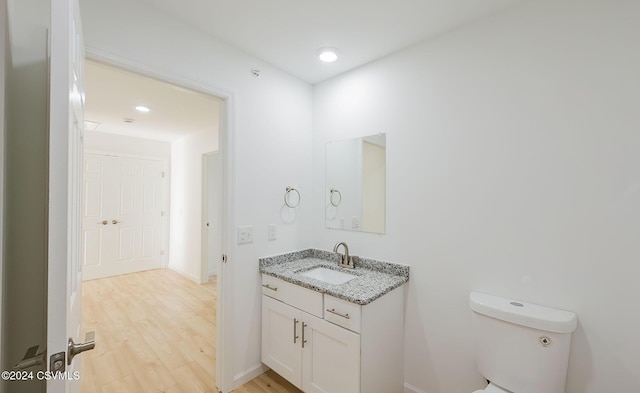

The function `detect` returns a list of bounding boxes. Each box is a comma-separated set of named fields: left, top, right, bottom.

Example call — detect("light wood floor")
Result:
left=81, top=268, right=301, bottom=393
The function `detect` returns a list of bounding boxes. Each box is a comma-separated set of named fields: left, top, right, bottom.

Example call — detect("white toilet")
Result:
left=469, top=292, right=577, bottom=393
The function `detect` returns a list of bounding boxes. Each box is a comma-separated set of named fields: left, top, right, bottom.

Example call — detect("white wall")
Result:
left=312, top=1, right=640, bottom=392
left=169, top=129, right=217, bottom=281
left=79, top=0, right=314, bottom=385
left=84, top=130, right=171, bottom=158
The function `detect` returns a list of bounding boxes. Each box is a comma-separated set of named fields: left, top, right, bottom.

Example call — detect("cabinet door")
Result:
left=262, top=295, right=304, bottom=389
left=302, top=313, right=361, bottom=393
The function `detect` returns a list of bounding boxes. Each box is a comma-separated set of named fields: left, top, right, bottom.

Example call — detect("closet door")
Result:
left=82, top=154, right=164, bottom=280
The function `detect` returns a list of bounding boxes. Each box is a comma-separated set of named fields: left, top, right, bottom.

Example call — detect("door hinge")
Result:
left=161, top=171, right=165, bottom=178
left=160, top=250, right=165, bottom=256
left=222, top=254, right=227, bottom=263
left=160, top=210, right=165, bottom=217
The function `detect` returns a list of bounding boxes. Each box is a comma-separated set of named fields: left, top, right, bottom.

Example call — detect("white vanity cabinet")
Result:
left=261, top=274, right=405, bottom=393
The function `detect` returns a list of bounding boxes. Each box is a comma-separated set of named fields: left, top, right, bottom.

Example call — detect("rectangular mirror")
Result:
left=325, top=133, right=386, bottom=234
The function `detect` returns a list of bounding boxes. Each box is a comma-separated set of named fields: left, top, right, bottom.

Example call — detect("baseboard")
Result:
left=233, top=363, right=269, bottom=388
left=166, top=264, right=200, bottom=283
left=404, top=382, right=428, bottom=393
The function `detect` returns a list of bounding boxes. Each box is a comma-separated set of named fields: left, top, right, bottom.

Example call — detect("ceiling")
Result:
left=84, top=0, right=525, bottom=140
left=139, top=0, right=525, bottom=84
left=84, top=61, right=220, bottom=142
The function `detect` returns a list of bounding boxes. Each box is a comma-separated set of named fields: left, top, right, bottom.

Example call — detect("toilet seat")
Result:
left=472, top=382, right=512, bottom=393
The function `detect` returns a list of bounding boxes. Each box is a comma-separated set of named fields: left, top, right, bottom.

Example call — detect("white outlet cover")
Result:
left=267, top=224, right=277, bottom=241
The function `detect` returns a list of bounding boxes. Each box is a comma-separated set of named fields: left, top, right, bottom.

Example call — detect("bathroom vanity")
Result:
left=259, top=249, right=409, bottom=393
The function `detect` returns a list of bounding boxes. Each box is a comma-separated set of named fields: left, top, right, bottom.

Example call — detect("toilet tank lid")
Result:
left=470, top=292, right=577, bottom=333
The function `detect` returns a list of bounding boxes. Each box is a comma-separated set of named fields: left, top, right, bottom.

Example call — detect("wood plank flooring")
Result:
left=81, top=268, right=301, bottom=393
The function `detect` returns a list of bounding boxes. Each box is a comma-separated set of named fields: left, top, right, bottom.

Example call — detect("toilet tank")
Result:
left=470, top=292, right=577, bottom=393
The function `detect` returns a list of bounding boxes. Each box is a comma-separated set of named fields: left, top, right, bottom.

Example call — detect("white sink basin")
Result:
left=300, top=267, right=357, bottom=285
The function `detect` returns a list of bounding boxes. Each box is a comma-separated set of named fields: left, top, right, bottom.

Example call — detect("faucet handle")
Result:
left=340, top=255, right=356, bottom=269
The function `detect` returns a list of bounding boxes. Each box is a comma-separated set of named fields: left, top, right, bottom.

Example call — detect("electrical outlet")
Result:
left=237, top=225, right=254, bottom=244
left=268, top=224, right=277, bottom=241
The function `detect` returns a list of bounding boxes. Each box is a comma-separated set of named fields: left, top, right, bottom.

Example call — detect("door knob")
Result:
left=98, top=220, right=108, bottom=225
left=13, top=345, right=46, bottom=370
left=68, top=331, right=95, bottom=365
left=111, top=220, right=121, bottom=224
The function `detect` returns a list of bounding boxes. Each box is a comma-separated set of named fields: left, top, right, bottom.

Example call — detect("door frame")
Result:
left=83, top=44, right=237, bottom=393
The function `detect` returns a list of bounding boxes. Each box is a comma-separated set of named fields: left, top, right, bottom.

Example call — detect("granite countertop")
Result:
left=259, top=249, right=409, bottom=305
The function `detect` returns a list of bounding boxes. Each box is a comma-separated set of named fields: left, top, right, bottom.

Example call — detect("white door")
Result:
left=302, top=313, right=361, bottom=393
left=262, top=296, right=303, bottom=389
left=204, top=152, right=222, bottom=278
left=82, top=154, right=165, bottom=280
left=47, top=0, right=91, bottom=392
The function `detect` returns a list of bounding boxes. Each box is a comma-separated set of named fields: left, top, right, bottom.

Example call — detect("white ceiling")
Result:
left=139, top=0, right=525, bottom=84
left=84, top=0, right=526, bottom=140
left=84, top=61, right=220, bottom=142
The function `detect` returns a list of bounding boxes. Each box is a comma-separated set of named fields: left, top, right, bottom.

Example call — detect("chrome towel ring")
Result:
left=330, top=188, right=342, bottom=207
left=284, top=186, right=300, bottom=208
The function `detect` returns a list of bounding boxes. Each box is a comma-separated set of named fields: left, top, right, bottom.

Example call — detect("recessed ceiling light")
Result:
left=135, top=105, right=150, bottom=112
left=318, top=47, right=339, bottom=63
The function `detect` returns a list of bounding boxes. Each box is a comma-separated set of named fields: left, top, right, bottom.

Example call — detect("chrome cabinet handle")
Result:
left=326, top=308, right=350, bottom=319
left=262, top=284, right=278, bottom=292
left=302, top=322, right=308, bottom=348
left=293, top=318, right=299, bottom=344
left=98, top=220, right=108, bottom=225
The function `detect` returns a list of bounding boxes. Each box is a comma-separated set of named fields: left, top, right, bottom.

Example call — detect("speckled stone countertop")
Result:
left=259, top=249, right=409, bottom=305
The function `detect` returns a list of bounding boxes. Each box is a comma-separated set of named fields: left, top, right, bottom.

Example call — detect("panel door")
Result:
left=205, top=152, right=222, bottom=277
left=302, top=313, right=361, bottom=393
left=262, top=296, right=303, bottom=389
left=48, top=0, right=88, bottom=391
left=82, top=154, right=164, bottom=280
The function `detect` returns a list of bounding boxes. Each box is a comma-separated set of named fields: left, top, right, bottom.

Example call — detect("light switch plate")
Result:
left=237, top=225, right=254, bottom=244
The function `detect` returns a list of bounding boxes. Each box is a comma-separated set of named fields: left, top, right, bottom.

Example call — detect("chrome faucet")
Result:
left=333, top=241, right=355, bottom=269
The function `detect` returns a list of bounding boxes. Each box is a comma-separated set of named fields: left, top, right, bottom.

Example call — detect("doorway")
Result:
left=81, top=55, right=234, bottom=391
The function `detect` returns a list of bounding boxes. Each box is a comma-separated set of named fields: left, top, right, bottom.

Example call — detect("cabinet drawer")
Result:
left=262, top=274, right=323, bottom=318
left=324, top=294, right=362, bottom=333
